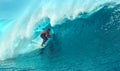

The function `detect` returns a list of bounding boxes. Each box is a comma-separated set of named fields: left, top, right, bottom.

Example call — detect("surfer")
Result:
left=40, top=29, right=51, bottom=47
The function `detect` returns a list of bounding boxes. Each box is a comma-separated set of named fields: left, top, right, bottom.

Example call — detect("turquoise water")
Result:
left=0, top=1, right=120, bottom=71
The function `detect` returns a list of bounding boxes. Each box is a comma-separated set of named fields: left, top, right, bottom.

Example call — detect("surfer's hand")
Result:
left=46, top=35, right=51, bottom=38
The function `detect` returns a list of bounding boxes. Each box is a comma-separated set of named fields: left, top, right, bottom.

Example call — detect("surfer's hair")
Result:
left=48, top=28, right=50, bottom=31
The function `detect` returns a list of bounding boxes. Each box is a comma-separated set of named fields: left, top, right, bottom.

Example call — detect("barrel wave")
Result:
left=0, top=0, right=120, bottom=71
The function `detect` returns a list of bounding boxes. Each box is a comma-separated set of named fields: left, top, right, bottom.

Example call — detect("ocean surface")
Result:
left=0, top=0, right=120, bottom=71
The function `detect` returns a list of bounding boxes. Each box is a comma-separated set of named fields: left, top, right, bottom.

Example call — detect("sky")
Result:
left=0, top=0, right=32, bottom=20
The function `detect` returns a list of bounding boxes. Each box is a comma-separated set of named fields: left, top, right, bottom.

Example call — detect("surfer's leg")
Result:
left=41, top=35, right=44, bottom=46
left=41, top=37, right=48, bottom=47
left=41, top=42, right=44, bottom=47
left=41, top=40, right=46, bottom=47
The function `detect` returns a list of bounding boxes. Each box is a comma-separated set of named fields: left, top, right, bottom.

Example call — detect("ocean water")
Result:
left=0, top=0, right=120, bottom=71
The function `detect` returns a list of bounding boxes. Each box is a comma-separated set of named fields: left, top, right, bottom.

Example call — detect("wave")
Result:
left=0, top=1, right=119, bottom=60
left=1, top=3, right=120, bottom=71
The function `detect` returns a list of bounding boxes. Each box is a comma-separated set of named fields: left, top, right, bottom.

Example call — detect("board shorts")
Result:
left=41, top=34, right=48, bottom=41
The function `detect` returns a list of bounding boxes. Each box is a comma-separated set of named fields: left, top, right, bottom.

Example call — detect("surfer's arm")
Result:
left=46, top=34, right=51, bottom=38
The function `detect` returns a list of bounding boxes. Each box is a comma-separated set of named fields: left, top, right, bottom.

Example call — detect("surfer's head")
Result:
left=48, top=28, right=50, bottom=31
left=47, top=28, right=50, bottom=32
